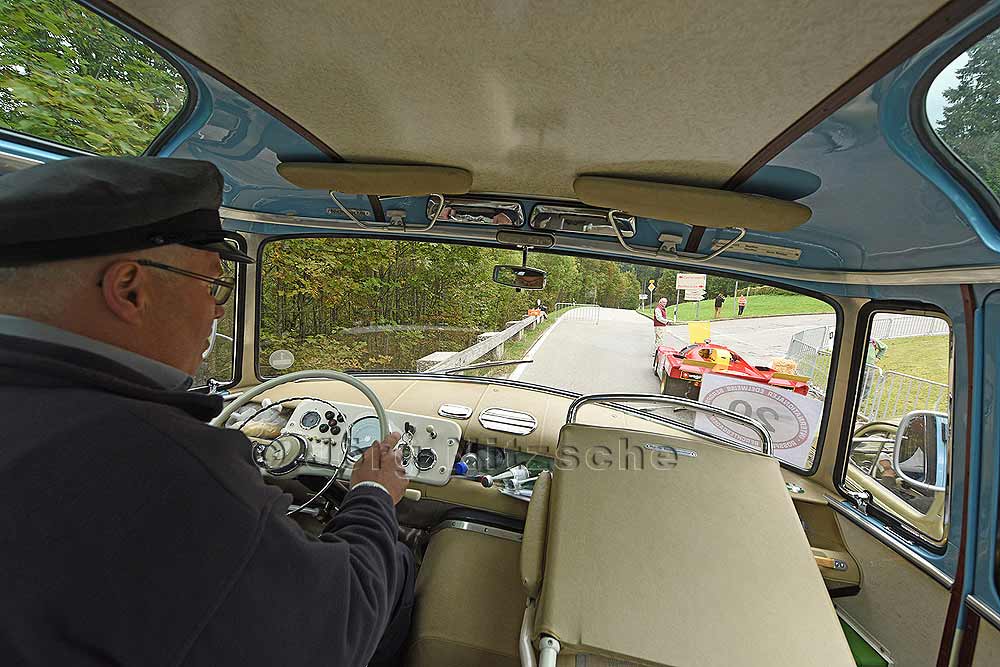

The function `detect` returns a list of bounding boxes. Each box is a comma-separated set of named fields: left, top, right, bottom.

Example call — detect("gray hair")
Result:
left=0, top=245, right=188, bottom=320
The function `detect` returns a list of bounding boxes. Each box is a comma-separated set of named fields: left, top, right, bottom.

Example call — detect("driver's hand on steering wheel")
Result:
left=350, top=433, right=409, bottom=504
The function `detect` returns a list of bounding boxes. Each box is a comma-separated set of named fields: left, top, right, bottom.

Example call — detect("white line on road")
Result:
left=508, top=316, right=565, bottom=382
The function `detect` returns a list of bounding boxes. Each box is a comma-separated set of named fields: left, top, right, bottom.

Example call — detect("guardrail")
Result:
left=554, top=302, right=601, bottom=324
left=423, top=314, right=542, bottom=372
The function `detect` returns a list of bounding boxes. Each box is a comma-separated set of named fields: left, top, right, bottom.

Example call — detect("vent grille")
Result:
left=479, top=407, right=537, bottom=435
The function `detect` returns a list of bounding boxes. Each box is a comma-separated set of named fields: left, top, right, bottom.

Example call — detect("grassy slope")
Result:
left=637, top=294, right=833, bottom=321
left=875, top=334, right=950, bottom=385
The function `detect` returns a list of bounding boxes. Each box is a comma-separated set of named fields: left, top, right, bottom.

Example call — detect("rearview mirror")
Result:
left=493, top=265, right=547, bottom=290
left=893, top=410, right=948, bottom=492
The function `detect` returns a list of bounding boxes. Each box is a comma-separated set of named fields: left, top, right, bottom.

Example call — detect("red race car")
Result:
left=654, top=342, right=810, bottom=399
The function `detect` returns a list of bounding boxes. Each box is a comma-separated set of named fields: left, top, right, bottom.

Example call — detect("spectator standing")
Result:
left=714, top=293, right=725, bottom=319
left=653, top=297, right=670, bottom=354
left=738, top=294, right=747, bottom=316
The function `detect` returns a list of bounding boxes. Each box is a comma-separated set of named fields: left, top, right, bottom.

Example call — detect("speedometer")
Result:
left=345, top=415, right=382, bottom=460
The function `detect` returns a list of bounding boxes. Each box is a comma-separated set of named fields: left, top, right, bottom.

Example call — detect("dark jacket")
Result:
left=0, top=334, right=409, bottom=666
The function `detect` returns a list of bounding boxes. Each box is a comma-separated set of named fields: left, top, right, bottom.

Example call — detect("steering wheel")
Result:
left=210, top=369, right=389, bottom=439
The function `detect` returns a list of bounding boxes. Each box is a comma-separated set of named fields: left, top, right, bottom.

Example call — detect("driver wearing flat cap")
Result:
left=0, top=157, right=414, bottom=667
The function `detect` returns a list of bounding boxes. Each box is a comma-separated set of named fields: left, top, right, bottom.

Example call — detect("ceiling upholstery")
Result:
left=111, top=0, right=948, bottom=198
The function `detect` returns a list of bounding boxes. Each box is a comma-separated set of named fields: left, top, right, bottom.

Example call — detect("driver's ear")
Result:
left=101, top=261, right=150, bottom=325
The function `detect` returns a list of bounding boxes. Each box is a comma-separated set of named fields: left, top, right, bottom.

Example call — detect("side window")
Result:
left=0, top=0, right=187, bottom=154
left=847, top=312, right=952, bottom=543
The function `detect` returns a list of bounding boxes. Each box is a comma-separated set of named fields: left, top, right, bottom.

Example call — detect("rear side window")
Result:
left=0, top=0, right=187, bottom=154
left=927, top=27, right=1000, bottom=200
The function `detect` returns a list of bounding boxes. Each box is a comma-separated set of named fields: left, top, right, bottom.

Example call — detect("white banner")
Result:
left=675, top=273, right=707, bottom=290
left=693, top=373, right=823, bottom=469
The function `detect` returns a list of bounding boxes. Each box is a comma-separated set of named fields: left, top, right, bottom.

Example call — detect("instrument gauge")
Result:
left=299, top=410, right=321, bottom=430
left=252, top=434, right=306, bottom=476
left=400, top=444, right=413, bottom=467
left=415, top=448, right=437, bottom=471
left=346, top=415, right=383, bottom=461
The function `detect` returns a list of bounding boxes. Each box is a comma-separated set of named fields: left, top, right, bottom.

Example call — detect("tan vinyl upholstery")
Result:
left=534, top=424, right=855, bottom=666
left=405, top=472, right=553, bottom=667
left=520, top=471, right=551, bottom=599
left=405, top=527, right=524, bottom=667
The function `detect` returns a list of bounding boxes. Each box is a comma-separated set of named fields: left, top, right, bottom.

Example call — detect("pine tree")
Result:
left=938, top=31, right=1000, bottom=193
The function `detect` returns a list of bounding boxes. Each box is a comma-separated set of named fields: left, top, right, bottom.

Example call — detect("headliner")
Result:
left=109, top=0, right=947, bottom=199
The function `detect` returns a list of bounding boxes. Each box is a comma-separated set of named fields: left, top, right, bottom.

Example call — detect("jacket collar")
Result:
left=0, top=334, right=223, bottom=422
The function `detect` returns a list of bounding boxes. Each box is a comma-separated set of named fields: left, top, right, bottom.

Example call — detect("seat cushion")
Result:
left=405, top=527, right=525, bottom=667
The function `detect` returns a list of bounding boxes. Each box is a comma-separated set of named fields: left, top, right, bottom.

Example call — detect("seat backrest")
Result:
left=533, top=423, right=855, bottom=667
left=520, top=470, right=551, bottom=600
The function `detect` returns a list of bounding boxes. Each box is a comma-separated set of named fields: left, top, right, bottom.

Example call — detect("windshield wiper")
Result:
left=440, top=359, right=533, bottom=375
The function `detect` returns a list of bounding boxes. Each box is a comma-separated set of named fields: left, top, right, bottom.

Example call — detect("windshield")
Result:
left=259, top=236, right=837, bottom=469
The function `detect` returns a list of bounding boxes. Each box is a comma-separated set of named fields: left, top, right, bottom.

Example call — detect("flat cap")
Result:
left=0, top=156, right=253, bottom=265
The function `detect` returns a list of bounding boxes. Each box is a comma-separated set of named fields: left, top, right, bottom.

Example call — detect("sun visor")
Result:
left=277, top=163, right=473, bottom=195
left=573, top=176, right=811, bottom=232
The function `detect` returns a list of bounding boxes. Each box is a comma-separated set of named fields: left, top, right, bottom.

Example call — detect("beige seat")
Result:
left=404, top=472, right=551, bottom=667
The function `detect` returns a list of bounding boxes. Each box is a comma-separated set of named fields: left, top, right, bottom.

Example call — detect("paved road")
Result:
left=510, top=309, right=836, bottom=395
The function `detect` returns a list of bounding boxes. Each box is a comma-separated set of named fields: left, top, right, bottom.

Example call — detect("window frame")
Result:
left=253, top=232, right=844, bottom=475
left=836, top=301, right=954, bottom=552
left=189, top=232, right=247, bottom=391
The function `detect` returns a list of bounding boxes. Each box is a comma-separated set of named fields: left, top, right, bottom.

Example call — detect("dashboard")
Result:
left=236, top=397, right=461, bottom=486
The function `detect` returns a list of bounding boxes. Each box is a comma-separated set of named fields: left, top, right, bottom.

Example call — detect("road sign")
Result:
left=639, top=293, right=648, bottom=300
left=676, top=273, right=707, bottom=290
left=684, top=288, right=705, bottom=301
left=647, top=279, right=656, bottom=294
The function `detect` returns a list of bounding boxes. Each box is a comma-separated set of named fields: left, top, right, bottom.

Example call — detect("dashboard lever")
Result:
left=404, top=489, right=422, bottom=502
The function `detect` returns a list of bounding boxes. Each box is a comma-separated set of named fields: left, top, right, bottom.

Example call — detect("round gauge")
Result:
left=415, top=448, right=437, bottom=471
left=300, top=410, right=321, bottom=430
left=400, top=444, right=413, bottom=467
left=346, top=415, right=383, bottom=460
left=252, top=434, right=306, bottom=475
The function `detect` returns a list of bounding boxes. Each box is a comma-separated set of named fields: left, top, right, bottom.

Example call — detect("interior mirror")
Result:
left=492, top=265, right=547, bottom=290
left=529, top=204, right=635, bottom=238
left=893, top=410, right=948, bottom=492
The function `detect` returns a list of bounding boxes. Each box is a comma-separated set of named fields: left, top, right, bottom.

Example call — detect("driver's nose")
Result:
left=215, top=303, right=225, bottom=320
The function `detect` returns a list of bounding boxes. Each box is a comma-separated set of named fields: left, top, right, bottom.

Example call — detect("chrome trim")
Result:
left=825, top=495, right=953, bottom=588
left=330, top=191, right=445, bottom=232
left=221, top=206, right=1000, bottom=285
left=520, top=602, right=538, bottom=667
left=479, top=407, right=538, bottom=435
left=430, top=197, right=524, bottom=226
left=968, top=596, right=1000, bottom=631
left=529, top=204, right=635, bottom=238
left=434, top=520, right=523, bottom=543
left=566, top=393, right=772, bottom=456
left=439, top=403, right=473, bottom=419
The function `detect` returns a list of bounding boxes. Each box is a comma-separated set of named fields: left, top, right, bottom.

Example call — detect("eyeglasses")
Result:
left=135, top=260, right=236, bottom=305
left=97, top=259, right=236, bottom=305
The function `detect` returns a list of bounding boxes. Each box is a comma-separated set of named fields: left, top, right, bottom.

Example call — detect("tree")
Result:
left=937, top=30, right=1000, bottom=193
left=0, top=0, right=186, bottom=154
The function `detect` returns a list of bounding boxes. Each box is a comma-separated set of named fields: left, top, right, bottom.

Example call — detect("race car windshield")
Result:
left=259, top=237, right=851, bottom=469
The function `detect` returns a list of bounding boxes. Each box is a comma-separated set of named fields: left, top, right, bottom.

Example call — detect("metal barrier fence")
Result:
left=554, top=302, right=601, bottom=325
left=859, top=370, right=950, bottom=422
left=870, top=315, right=949, bottom=340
